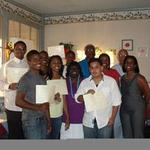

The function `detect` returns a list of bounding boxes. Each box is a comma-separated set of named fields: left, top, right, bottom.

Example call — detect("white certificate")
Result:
left=47, top=79, right=68, bottom=95
left=83, top=92, right=107, bottom=112
left=48, top=45, right=65, bottom=58
left=36, top=85, right=55, bottom=104
left=6, top=67, right=28, bottom=84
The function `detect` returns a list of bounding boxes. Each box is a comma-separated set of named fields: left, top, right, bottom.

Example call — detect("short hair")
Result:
left=14, top=41, right=27, bottom=50
left=39, top=50, right=48, bottom=56
left=26, top=50, right=39, bottom=61
left=66, top=50, right=75, bottom=57
left=84, top=44, right=95, bottom=52
left=99, top=53, right=110, bottom=62
left=48, top=55, right=64, bottom=79
left=122, top=55, right=140, bottom=73
left=66, top=61, right=83, bottom=78
left=88, top=58, right=102, bottom=67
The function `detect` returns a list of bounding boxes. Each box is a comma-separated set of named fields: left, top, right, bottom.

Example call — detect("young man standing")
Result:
left=75, top=58, right=121, bottom=138
left=16, top=50, right=51, bottom=139
left=0, top=41, right=28, bottom=139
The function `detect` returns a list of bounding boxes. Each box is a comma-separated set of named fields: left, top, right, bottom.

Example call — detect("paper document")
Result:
left=47, top=79, right=68, bottom=95
left=7, top=67, right=28, bottom=84
left=48, top=45, right=65, bottom=58
left=83, top=92, right=107, bottom=112
left=36, top=85, right=55, bottom=104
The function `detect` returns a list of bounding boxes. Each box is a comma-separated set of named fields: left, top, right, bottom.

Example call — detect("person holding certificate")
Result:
left=16, top=50, right=51, bottom=139
left=99, top=53, right=122, bottom=138
left=47, top=55, right=70, bottom=139
left=0, top=41, right=28, bottom=139
left=60, top=61, right=84, bottom=139
left=75, top=58, right=121, bottom=138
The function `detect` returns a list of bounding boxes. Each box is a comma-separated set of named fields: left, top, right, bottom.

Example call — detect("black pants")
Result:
left=6, top=109, right=24, bottom=139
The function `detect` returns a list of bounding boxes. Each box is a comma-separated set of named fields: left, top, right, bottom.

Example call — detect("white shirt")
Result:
left=75, top=75, right=121, bottom=129
left=0, top=57, right=28, bottom=111
left=112, top=64, right=124, bottom=76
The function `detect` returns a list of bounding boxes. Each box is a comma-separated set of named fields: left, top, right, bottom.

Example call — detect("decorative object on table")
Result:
left=122, top=39, right=133, bottom=51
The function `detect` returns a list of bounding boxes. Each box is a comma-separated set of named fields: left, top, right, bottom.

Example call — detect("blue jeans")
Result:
left=83, top=120, right=113, bottom=138
left=113, top=107, right=123, bottom=138
left=47, top=116, right=62, bottom=139
left=22, top=116, right=47, bottom=139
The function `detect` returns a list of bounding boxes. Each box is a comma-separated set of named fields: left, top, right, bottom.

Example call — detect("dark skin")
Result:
left=85, top=48, right=95, bottom=61
left=39, top=52, right=49, bottom=79
left=77, top=61, right=119, bottom=127
left=66, top=52, right=75, bottom=65
left=9, top=43, right=27, bottom=90
left=124, top=58, right=150, bottom=103
left=15, top=54, right=52, bottom=133
left=49, top=57, right=70, bottom=130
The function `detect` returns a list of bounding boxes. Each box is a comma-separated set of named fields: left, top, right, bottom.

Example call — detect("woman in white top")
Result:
left=47, top=55, right=70, bottom=139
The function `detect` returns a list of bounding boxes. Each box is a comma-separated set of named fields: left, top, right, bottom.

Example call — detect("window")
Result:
left=9, top=20, right=39, bottom=50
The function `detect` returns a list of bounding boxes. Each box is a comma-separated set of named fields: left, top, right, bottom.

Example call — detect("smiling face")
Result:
left=99, top=55, right=110, bottom=70
left=28, top=54, right=41, bottom=71
left=69, top=65, right=80, bottom=79
left=85, top=48, right=95, bottom=60
left=124, top=57, right=137, bottom=73
left=14, top=43, right=27, bottom=60
left=50, top=57, right=62, bottom=73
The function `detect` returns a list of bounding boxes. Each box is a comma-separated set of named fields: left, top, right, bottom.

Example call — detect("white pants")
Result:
left=60, top=123, right=84, bottom=139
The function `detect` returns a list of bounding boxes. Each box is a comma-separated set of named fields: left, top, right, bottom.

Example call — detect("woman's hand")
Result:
left=65, top=118, right=70, bottom=130
left=54, top=92, right=61, bottom=102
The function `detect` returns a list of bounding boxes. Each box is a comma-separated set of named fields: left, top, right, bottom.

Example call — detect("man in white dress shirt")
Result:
left=0, top=41, right=28, bottom=139
left=75, top=58, right=121, bottom=138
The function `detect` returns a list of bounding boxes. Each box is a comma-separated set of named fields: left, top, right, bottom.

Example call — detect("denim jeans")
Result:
left=47, top=116, right=62, bottom=139
left=83, top=120, right=113, bottom=138
left=22, top=116, right=47, bottom=139
left=113, top=107, right=123, bottom=138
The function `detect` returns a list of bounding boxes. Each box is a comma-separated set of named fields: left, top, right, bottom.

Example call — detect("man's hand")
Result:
left=86, top=89, right=95, bottom=95
left=107, top=117, right=115, bottom=127
left=39, top=102, right=49, bottom=113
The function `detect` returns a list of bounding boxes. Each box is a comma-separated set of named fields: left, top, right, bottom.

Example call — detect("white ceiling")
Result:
left=9, top=0, right=150, bottom=16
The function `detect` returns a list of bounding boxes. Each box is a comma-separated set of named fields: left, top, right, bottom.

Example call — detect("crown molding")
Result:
left=45, top=9, right=150, bottom=25
left=0, top=0, right=43, bottom=25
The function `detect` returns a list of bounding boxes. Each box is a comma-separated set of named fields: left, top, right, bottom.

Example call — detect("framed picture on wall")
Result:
left=122, top=39, right=133, bottom=51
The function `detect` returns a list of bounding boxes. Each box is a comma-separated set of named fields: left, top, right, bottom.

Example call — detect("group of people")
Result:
left=0, top=41, right=150, bottom=139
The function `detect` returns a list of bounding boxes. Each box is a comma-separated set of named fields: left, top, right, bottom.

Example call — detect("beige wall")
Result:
left=45, top=19, right=150, bottom=82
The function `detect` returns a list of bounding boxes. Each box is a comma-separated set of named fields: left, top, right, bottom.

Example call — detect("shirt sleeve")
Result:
left=110, top=79, right=121, bottom=106
left=74, top=79, right=87, bottom=103
left=0, top=63, right=10, bottom=91
left=17, top=76, right=28, bottom=93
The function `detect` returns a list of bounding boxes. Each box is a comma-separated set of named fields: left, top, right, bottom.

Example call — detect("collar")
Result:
left=89, top=74, right=104, bottom=82
left=13, top=57, right=24, bottom=63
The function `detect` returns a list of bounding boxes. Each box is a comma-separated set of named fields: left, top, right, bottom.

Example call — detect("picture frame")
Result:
left=122, top=39, right=133, bottom=51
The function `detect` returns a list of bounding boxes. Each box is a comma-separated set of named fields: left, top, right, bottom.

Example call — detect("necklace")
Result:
left=69, top=76, right=80, bottom=98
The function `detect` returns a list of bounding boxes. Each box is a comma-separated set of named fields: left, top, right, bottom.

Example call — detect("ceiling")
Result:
left=8, top=0, right=150, bottom=16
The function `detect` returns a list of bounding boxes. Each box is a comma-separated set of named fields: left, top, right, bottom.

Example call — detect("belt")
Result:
left=92, top=118, right=97, bottom=124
